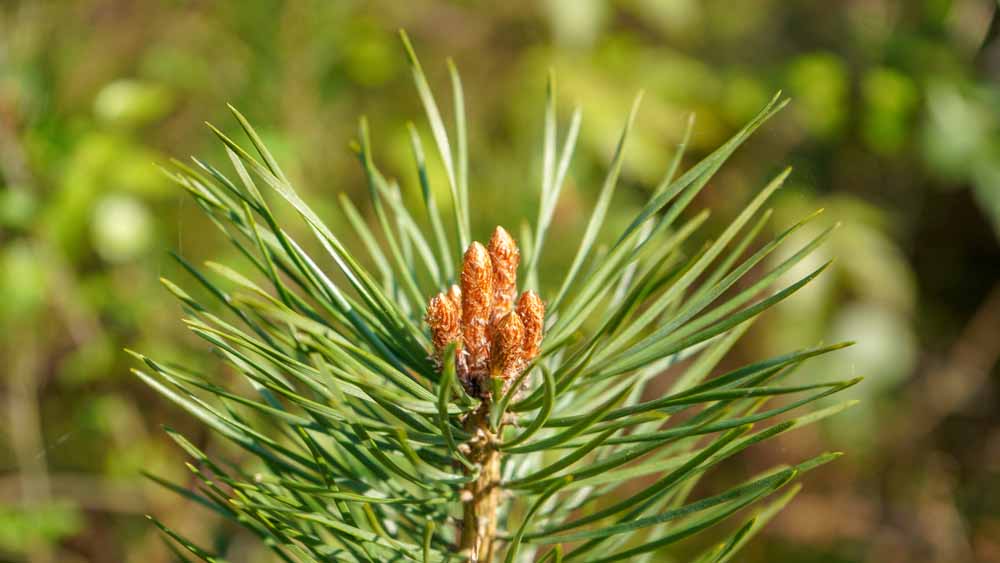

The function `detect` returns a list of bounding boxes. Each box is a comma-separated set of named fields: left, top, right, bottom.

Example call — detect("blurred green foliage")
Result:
left=1, top=1, right=999, bottom=562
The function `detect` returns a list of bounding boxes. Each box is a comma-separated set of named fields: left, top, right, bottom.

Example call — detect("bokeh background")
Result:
left=2, top=1, right=1000, bottom=561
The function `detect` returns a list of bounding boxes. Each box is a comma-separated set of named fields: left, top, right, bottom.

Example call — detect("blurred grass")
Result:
left=1, top=1, right=999, bottom=562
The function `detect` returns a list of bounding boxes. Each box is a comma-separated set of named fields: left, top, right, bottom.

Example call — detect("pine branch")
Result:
left=137, top=32, right=857, bottom=563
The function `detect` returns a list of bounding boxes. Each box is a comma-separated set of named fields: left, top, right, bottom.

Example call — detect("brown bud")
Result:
left=487, top=226, right=520, bottom=322
left=461, top=242, right=493, bottom=375
left=425, top=292, right=460, bottom=360
left=490, top=311, right=525, bottom=379
left=516, top=290, right=545, bottom=362
left=446, top=284, right=462, bottom=311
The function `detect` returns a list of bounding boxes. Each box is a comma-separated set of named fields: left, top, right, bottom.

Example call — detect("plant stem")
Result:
left=460, top=404, right=501, bottom=562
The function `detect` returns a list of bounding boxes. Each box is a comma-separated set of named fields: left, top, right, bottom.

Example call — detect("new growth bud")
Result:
left=490, top=311, right=525, bottom=379
left=425, top=292, right=461, bottom=363
left=487, top=226, right=520, bottom=323
left=426, top=227, right=544, bottom=398
left=517, top=290, right=545, bottom=362
left=446, top=284, right=462, bottom=310
left=461, top=242, right=493, bottom=376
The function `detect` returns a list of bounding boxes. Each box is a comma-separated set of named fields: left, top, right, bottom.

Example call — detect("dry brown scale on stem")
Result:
left=425, top=226, right=544, bottom=399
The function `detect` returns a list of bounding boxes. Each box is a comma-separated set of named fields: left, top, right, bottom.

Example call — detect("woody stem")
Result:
left=460, top=403, right=501, bottom=562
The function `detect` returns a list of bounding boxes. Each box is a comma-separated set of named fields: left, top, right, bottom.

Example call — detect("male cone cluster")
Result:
left=425, top=226, right=544, bottom=397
